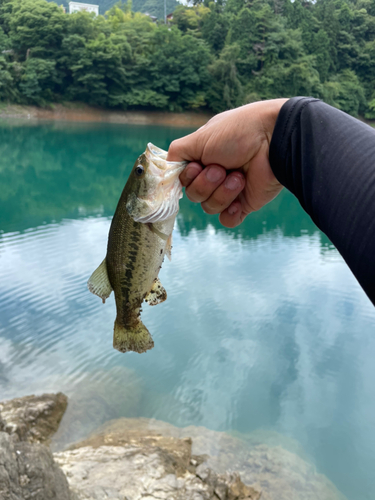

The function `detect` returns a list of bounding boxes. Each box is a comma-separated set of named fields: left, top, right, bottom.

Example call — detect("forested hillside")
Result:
left=1, top=0, right=375, bottom=117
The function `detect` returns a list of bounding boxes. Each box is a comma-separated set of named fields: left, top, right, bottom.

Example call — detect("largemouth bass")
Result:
left=87, top=143, right=186, bottom=354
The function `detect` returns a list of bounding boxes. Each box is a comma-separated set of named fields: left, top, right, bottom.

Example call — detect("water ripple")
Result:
left=1, top=200, right=375, bottom=500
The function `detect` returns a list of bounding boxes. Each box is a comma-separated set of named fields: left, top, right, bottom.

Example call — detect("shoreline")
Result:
left=1, top=102, right=373, bottom=128
left=0, top=103, right=213, bottom=127
left=0, top=392, right=347, bottom=500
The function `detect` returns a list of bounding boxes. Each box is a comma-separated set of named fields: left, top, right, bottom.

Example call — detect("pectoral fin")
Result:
left=147, top=224, right=171, bottom=260
left=145, top=277, right=167, bottom=306
left=87, top=259, right=113, bottom=303
left=148, top=223, right=168, bottom=241
left=165, top=234, right=172, bottom=261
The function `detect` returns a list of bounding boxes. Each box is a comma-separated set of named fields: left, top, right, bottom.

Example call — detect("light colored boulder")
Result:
left=59, top=417, right=346, bottom=500
left=54, top=421, right=261, bottom=500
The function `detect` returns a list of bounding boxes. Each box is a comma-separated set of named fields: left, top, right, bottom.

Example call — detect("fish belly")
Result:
left=106, top=210, right=174, bottom=353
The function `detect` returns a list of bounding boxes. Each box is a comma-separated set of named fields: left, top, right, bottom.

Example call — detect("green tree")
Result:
left=147, top=27, right=211, bottom=110
left=201, top=3, right=229, bottom=53
left=0, top=26, right=10, bottom=51
left=171, top=4, right=209, bottom=34
left=0, top=56, right=18, bottom=101
left=206, top=44, right=243, bottom=113
left=323, top=69, right=366, bottom=116
left=2, top=0, right=66, bottom=59
left=19, top=58, right=59, bottom=104
left=310, top=29, right=331, bottom=82
left=66, top=33, right=131, bottom=107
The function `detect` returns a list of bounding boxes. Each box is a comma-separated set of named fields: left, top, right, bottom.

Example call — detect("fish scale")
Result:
left=87, top=144, right=186, bottom=354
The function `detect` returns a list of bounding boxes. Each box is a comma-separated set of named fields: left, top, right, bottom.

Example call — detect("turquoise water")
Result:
left=0, top=120, right=375, bottom=499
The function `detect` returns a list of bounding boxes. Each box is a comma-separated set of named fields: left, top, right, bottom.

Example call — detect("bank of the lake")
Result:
left=1, top=102, right=374, bottom=129
left=0, top=102, right=213, bottom=127
left=0, top=392, right=346, bottom=500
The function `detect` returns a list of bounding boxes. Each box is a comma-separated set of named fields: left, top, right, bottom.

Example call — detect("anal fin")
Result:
left=144, top=277, right=167, bottom=306
left=87, top=258, right=113, bottom=303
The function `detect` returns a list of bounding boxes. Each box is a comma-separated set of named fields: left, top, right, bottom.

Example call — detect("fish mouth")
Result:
left=132, top=143, right=187, bottom=224
left=146, top=143, right=168, bottom=162
left=145, top=143, right=186, bottom=178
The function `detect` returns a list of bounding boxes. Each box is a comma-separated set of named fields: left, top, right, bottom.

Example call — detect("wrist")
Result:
left=259, top=98, right=289, bottom=146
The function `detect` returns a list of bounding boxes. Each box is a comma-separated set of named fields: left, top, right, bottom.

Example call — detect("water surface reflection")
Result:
left=0, top=121, right=374, bottom=500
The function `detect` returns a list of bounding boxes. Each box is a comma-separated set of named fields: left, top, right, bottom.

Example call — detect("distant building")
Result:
left=144, top=12, right=157, bottom=22
left=69, top=2, right=99, bottom=15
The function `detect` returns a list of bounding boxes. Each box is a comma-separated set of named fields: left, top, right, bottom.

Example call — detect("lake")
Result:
left=0, top=119, right=374, bottom=500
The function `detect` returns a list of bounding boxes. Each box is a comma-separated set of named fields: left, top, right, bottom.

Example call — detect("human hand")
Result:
left=167, top=99, right=288, bottom=227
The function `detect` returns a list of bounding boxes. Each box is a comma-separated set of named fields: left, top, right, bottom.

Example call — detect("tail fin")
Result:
left=113, top=319, right=154, bottom=354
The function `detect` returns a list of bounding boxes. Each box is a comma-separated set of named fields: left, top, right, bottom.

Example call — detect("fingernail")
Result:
left=228, top=204, right=238, bottom=215
left=206, top=166, right=223, bottom=183
left=225, top=175, right=241, bottom=190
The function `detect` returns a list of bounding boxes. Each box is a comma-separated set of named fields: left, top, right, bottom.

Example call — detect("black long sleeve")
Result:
left=269, top=97, right=375, bottom=305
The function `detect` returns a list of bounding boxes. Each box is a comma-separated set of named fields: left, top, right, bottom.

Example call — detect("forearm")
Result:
left=269, top=97, right=375, bottom=305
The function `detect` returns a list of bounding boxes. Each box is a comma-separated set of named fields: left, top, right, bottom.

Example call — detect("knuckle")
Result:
left=186, top=189, right=204, bottom=204
left=210, top=194, right=231, bottom=211
left=186, top=183, right=210, bottom=202
left=194, top=184, right=210, bottom=199
left=169, top=138, right=179, bottom=149
left=168, top=140, right=179, bottom=156
left=201, top=202, right=217, bottom=215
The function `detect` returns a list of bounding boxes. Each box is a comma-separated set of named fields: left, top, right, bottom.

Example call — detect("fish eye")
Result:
left=135, top=165, right=144, bottom=177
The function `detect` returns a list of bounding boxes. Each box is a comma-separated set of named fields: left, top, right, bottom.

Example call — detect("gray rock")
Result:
left=60, top=417, right=346, bottom=500
left=0, top=393, right=67, bottom=445
left=0, top=432, right=22, bottom=500
left=54, top=442, right=260, bottom=500
left=0, top=431, right=72, bottom=500
left=54, top=418, right=260, bottom=500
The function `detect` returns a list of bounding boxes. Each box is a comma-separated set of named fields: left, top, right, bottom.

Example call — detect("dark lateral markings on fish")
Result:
left=87, top=143, right=187, bottom=354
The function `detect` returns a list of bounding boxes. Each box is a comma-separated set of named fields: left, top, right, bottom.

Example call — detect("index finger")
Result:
left=179, top=162, right=203, bottom=187
left=167, top=130, right=204, bottom=162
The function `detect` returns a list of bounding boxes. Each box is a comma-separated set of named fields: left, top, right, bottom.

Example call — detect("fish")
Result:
left=87, top=143, right=187, bottom=354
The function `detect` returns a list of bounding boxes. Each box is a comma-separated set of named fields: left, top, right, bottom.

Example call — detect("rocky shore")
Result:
left=0, top=103, right=212, bottom=127
left=0, top=393, right=71, bottom=500
left=0, top=393, right=347, bottom=500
